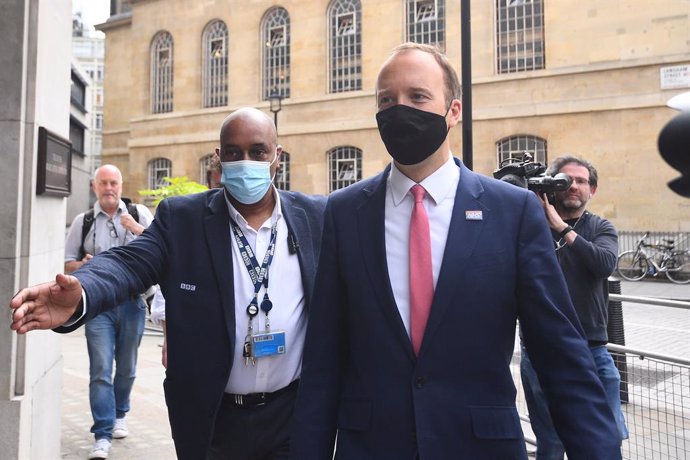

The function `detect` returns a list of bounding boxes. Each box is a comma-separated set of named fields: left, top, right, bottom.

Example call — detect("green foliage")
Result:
left=138, top=176, right=208, bottom=206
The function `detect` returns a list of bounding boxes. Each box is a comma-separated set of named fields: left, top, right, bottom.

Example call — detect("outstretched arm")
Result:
left=9, top=273, right=83, bottom=334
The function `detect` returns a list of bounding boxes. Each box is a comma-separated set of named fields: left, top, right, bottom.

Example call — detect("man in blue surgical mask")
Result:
left=10, top=107, right=327, bottom=460
left=292, top=43, right=621, bottom=459
left=218, top=110, right=282, bottom=215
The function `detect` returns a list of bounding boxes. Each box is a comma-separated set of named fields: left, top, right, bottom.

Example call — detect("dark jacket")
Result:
left=292, top=159, right=622, bottom=460
left=61, top=189, right=326, bottom=459
left=554, top=211, right=618, bottom=343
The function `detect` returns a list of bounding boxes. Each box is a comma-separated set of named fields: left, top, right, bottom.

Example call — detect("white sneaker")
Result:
left=112, top=417, right=128, bottom=439
left=87, top=438, right=111, bottom=459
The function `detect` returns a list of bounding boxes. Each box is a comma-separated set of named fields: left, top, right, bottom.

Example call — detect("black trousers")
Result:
left=206, top=383, right=298, bottom=460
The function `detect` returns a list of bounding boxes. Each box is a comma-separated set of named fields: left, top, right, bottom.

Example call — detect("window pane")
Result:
left=199, top=154, right=215, bottom=184
left=329, top=0, right=362, bottom=93
left=496, top=135, right=547, bottom=167
left=407, top=0, right=445, bottom=49
left=262, top=8, right=291, bottom=99
left=274, top=151, right=290, bottom=190
left=69, top=120, right=85, bottom=155
left=148, top=158, right=172, bottom=189
left=151, top=32, right=174, bottom=113
left=328, top=146, right=362, bottom=192
left=71, top=76, right=86, bottom=107
left=496, top=0, right=544, bottom=74
left=203, top=21, right=228, bottom=108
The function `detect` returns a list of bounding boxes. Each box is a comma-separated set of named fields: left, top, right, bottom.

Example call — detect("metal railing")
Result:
left=609, top=344, right=690, bottom=460
left=513, top=292, right=690, bottom=459
left=619, top=231, right=690, bottom=253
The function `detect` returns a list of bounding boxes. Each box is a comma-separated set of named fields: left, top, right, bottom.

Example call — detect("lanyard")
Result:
left=230, top=218, right=279, bottom=332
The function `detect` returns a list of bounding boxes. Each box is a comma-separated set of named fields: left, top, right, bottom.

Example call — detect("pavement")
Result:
left=59, top=279, right=689, bottom=459
left=60, top=324, right=175, bottom=459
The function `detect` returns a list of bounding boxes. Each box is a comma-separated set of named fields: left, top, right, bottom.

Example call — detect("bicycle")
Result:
left=616, top=232, right=690, bottom=284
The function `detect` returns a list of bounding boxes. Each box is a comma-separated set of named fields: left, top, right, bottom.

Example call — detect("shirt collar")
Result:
left=93, top=200, right=126, bottom=217
left=223, top=186, right=283, bottom=228
left=388, top=154, right=459, bottom=206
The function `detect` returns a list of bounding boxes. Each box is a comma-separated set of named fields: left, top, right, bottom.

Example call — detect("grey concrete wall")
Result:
left=0, top=0, right=72, bottom=458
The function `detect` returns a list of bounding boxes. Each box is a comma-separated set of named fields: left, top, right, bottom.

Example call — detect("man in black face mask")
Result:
left=292, top=43, right=621, bottom=460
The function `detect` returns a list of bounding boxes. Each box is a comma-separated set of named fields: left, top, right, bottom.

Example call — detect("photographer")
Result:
left=521, top=155, right=628, bottom=459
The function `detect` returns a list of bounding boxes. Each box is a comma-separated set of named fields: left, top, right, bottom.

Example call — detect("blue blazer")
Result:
left=65, top=189, right=326, bottom=459
left=293, top=159, right=621, bottom=460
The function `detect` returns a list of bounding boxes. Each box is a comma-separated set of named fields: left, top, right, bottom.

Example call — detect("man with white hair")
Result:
left=64, top=164, right=154, bottom=459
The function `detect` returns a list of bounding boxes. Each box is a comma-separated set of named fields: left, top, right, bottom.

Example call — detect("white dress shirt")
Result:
left=385, top=155, right=459, bottom=337
left=223, top=189, right=306, bottom=394
left=149, top=287, right=166, bottom=326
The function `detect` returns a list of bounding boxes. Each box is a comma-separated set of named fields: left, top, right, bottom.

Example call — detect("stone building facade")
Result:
left=99, top=0, right=690, bottom=232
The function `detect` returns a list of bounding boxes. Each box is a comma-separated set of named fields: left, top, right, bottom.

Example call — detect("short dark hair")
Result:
left=389, top=42, right=462, bottom=106
left=546, top=155, right=599, bottom=187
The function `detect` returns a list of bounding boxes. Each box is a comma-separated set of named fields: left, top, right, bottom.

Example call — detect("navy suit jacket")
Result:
left=292, top=159, right=621, bottom=460
left=63, top=189, right=326, bottom=459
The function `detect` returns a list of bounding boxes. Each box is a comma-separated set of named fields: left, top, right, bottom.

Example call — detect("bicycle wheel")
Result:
left=666, top=252, right=690, bottom=284
left=617, top=251, right=648, bottom=281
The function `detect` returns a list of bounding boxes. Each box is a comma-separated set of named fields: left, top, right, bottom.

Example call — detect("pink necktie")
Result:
left=409, top=184, right=433, bottom=356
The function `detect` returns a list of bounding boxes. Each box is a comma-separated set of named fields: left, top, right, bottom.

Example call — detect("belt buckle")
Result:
left=233, top=393, right=267, bottom=407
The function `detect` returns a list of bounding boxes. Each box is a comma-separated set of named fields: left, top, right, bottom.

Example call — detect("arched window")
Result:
left=148, top=157, right=172, bottom=189
left=406, top=0, right=445, bottom=49
left=274, top=151, right=290, bottom=190
left=496, top=0, right=545, bottom=73
left=328, top=0, right=362, bottom=93
left=261, top=7, right=291, bottom=100
left=151, top=31, right=174, bottom=113
left=496, top=135, right=547, bottom=167
left=328, top=146, right=361, bottom=193
left=199, top=153, right=215, bottom=184
left=202, top=20, right=228, bottom=107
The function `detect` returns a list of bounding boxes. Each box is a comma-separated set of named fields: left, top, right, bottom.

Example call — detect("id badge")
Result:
left=251, top=331, right=286, bottom=358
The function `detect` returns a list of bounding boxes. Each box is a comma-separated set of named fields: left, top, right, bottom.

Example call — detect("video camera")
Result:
left=493, top=152, right=572, bottom=194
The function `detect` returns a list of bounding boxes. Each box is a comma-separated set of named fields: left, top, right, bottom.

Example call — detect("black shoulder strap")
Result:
left=79, top=209, right=95, bottom=260
left=126, top=203, right=140, bottom=224
left=121, top=197, right=140, bottom=223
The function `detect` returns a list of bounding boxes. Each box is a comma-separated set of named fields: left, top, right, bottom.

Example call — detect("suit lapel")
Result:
left=357, top=168, right=416, bottom=360
left=422, top=160, right=486, bottom=352
left=204, top=190, right=237, bottom=348
left=279, top=192, right=317, bottom=309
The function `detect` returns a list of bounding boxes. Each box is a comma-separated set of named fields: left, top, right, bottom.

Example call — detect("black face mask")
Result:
left=376, top=104, right=450, bottom=166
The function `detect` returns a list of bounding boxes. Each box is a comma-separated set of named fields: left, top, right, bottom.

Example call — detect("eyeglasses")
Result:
left=569, top=177, right=591, bottom=186
left=106, top=218, right=118, bottom=239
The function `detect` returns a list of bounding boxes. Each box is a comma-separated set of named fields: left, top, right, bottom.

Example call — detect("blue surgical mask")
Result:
left=220, top=153, right=277, bottom=204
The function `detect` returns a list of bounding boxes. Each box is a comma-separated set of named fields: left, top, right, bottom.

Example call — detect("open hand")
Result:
left=9, top=273, right=83, bottom=333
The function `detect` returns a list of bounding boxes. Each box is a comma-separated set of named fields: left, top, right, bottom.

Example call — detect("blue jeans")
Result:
left=520, top=345, right=628, bottom=460
left=85, top=297, right=146, bottom=440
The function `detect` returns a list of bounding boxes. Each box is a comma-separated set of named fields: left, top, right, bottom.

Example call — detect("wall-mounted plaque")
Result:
left=37, top=126, right=72, bottom=197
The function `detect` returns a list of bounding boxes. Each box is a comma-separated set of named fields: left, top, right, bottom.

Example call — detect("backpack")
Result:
left=77, top=198, right=140, bottom=260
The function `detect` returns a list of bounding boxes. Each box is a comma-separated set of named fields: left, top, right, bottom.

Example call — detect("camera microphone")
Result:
left=499, top=174, right=528, bottom=188
left=658, top=111, right=690, bottom=197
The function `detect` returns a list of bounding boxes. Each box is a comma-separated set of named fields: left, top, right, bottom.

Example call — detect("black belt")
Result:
left=224, top=379, right=299, bottom=407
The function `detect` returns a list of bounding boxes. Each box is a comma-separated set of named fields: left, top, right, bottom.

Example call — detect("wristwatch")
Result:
left=558, top=225, right=574, bottom=239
